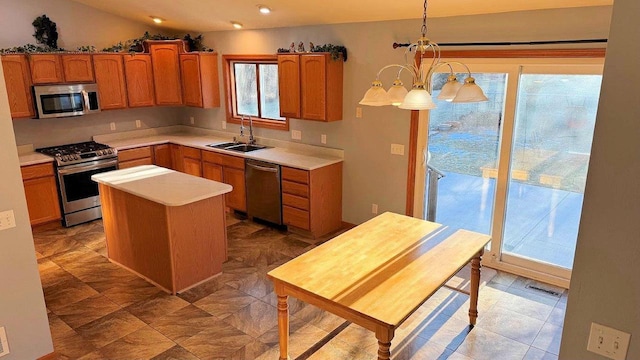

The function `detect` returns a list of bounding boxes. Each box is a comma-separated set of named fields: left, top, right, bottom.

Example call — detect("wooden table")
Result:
left=267, top=212, right=491, bottom=360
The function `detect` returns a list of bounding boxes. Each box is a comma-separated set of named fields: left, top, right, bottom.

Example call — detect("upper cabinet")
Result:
left=93, top=54, right=127, bottom=110
left=277, top=54, right=301, bottom=118
left=277, top=53, right=343, bottom=122
left=1, top=55, right=34, bottom=118
left=29, top=54, right=64, bottom=84
left=180, top=53, right=220, bottom=108
left=123, top=54, right=155, bottom=107
left=61, top=54, right=94, bottom=82
left=148, top=42, right=183, bottom=106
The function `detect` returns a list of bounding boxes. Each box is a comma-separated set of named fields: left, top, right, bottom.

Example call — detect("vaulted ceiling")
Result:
left=68, top=0, right=613, bottom=32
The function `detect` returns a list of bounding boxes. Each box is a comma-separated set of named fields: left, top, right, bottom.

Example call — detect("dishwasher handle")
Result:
left=247, top=162, right=279, bottom=173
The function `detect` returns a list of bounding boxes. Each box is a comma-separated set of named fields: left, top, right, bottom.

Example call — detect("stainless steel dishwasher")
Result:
left=245, top=159, right=283, bottom=225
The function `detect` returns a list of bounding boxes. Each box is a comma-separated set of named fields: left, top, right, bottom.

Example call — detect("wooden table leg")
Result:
left=277, top=292, right=290, bottom=360
left=375, top=327, right=394, bottom=360
left=468, top=249, right=483, bottom=327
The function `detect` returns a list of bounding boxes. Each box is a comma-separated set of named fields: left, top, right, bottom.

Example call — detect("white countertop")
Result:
left=94, top=128, right=343, bottom=171
left=91, top=165, right=232, bottom=206
left=18, top=152, right=54, bottom=166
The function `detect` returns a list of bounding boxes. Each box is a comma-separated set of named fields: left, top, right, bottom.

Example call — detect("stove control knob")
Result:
left=62, top=155, right=69, bottom=161
left=97, top=150, right=103, bottom=155
left=73, top=154, right=79, bottom=160
left=107, top=149, right=113, bottom=154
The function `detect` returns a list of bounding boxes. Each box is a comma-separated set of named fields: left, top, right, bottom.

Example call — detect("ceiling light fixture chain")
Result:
left=359, top=0, right=488, bottom=110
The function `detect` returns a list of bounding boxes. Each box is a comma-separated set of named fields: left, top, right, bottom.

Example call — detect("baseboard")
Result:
left=38, top=351, right=57, bottom=360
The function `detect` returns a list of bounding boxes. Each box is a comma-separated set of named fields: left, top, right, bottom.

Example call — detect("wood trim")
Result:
left=434, top=48, right=606, bottom=59
left=406, top=110, right=419, bottom=217
left=222, top=54, right=289, bottom=131
left=38, top=352, right=57, bottom=360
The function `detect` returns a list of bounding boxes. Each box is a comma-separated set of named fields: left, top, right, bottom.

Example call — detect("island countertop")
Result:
left=91, top=165, right=232, bottom=206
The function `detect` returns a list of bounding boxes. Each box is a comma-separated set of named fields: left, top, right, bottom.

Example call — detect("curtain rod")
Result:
left=392, top=39, right=608, bottom=49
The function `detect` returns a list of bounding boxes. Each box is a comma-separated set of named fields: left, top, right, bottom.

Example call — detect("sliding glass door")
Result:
left=422, top=59, right=603, bottom=286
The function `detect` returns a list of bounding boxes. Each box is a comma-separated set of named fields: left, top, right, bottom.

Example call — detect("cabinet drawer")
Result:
left=118, top=146, right=152, bottom=162
left=21, top=163, right=54, bottom=180
left=182, top=146, right=201, bottom=159
left=282, top=166, right=309, bottom=184
left=119, top=157, right=153, bottom=169
left=282, top=193, right=309, bottom=211
left=283, top=205, right=310, bottom=230
left=282, top=180, right=309, bottom=198
left=202, top=150, right=224, bottom=164
left=221, top=154, right=244, bottom=169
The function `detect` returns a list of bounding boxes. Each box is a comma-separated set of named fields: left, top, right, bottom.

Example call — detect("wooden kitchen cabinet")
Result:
left=118, top=146, right=153, bottom=169
left=182, top=146, right=202, bottom=176
left=21, top=162, right=61, bottom=226
left=61, top=54, right=94, bottom=82
left=153, top=144, right=172, bottom=168
left=277, top=54, right=301, bottom=118
left=277, top=53, right=343, bottom=121
left=123, top=54, right=155, bottom=107
left=93, top=54, right=128, bottom=110
left=149, top=42, right=184, bottom=106
left=202, top=151, right=246, bottom=212
left=1, top=55, right=35, bottom=118
left=180, top=53, right=220, bottom=108
left=282, top=162, right=342, bottom=238
left=29, top=54, right=64, bottom=84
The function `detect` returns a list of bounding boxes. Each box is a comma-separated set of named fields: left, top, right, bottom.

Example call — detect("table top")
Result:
left=91, top=165, right=232, bottom=206
left=267, top=212, right=491, bottom=329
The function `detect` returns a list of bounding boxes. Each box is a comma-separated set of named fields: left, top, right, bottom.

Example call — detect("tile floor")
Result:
left=34, top=213, right=566, bottom=360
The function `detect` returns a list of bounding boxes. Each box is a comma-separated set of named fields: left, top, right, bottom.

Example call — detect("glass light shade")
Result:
left=437, top=74, right=463, bottom=102
left=359, top=80, right=391, bottom=106
left=398, top=85, right=436, bottom=110
left=452, top=77, right=488, bottom=103
left=387, top=79, right=409, bottom=106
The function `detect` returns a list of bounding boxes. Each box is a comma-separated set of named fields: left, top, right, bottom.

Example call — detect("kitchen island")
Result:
left=92, top=165, right=232, bottom=294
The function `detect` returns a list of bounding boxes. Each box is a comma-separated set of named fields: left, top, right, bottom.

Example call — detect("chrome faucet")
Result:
left=239, top=115, right=246, bottom=142
left=248, top=115, right=255, bottom=145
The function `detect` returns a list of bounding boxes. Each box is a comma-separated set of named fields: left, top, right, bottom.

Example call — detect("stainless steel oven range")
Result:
left=36, top=141, right=118, bottom=227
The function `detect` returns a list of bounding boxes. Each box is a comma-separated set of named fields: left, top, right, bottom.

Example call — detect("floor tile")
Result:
left=222, top=299, right=279, bottom=337
left=524, top=346, right=559, bottom=360
left=42, top=277, right=99, bottom=313
left=91, top=326, right=175, bottom=359
left=149, top=304, right=220, bottom=344
left=75, top=309, right=147, bottom=348
left=55, top=293, right=121, bottom=328
left=100, top=277, right=165, bottom=307
left=476, top=307, right=545, bottom=345
left=455, top=326, right=530, bottom=360
left=151, top=345, right=200, bottom=360
left=532, top=322, right=563, bottom=355
left=125, top=292, right=191, bottom=324
left=179, top=321, right=254, bottom=359
left=194, top=285, right=258, bottom=319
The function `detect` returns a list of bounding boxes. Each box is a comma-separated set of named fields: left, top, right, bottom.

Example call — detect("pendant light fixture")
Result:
left=359, top=0, right=488, bottom=110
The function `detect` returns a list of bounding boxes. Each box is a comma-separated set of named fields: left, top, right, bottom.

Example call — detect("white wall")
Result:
left=0, top=62, right=53, bottom=360
left=560, top=0, right=640, bottom=358
left=186, top=6, right=613, bottom=225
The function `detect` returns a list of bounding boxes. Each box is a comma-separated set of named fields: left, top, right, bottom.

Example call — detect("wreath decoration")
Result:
left=32, top=15, right=59, bottom=49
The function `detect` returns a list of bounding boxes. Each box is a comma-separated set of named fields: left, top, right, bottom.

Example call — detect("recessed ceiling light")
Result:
left=150, top=16, right=164, bottom=24
left=231, top=21, right=243, bottom=29
left=257, top=5, right=271, bottom=14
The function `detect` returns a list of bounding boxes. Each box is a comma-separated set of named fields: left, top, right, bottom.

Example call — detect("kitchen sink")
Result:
left=206, top=142, right=269, bottom=152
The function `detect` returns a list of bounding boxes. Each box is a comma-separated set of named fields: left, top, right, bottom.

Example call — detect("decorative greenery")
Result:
left=102, top=31, right=179, bottom=52
left=312, top=44, right=347, bottom=61
left=75, top=45, right=97, bottom=52
left=32, top=15, right=59, bottom=49
left=183, top=34, right=213, bottom=52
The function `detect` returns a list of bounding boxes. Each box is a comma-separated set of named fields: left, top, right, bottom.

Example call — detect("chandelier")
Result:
left=359, top=0, right=488, bottom=110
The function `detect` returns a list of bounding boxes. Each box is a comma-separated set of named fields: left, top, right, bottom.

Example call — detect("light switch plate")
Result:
left=110, top=122, right=116, bottom=131
left=391, top=144, right=405, bottom=156
left=356, top=107, right=363, bottom=118
left=190, top=116, right=195, bottom=125
left=587, top=322, right=631, bottom=360
left=0, top=210, right=16, bottom=231
left=135, top=119, right=141, bottom=128
left=0, top=326, right=9, bottom=357
left=291, top=130, right=302, bottom=140
left=321, top=134, right=327, bottom=144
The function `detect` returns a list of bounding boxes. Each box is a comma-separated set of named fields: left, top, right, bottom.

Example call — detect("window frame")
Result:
left=222, top=54, right=289, bottom=131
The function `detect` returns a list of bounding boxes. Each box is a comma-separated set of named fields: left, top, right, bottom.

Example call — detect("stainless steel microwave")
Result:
left=33, top=83, right=101, bottom=118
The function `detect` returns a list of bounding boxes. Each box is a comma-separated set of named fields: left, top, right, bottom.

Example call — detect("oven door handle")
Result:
left=57, top=159, right=119, bottom=175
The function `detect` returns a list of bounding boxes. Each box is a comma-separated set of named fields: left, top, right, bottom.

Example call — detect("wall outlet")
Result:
left=0, top=210, right=16, bottom=231
left=135, top=120, right=141, bottom=128
left=587, top=322, right=631, bottom=360
left=0, top=326, right=9, bottom=357
left=110, top=122, right=116, bottom=131
left=391, top=144, right=405, bottom=156
left=321, top=134, right=327, bottom=144
left=291, top=130, right=302, bottom=140
left=371, top=203, right=378, bottom=214
left=222, top=121, right=227, bottom=129
left=356, top=107, right=363, bottom=118
left=190, top=116, right=195, bottom=125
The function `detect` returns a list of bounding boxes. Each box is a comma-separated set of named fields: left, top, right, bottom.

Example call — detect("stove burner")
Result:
left=36, top=141, right=117, bottom=166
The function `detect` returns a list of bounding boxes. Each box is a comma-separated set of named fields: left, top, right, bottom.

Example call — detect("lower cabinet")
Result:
left=282, top=162, right=342, bottom=238
left=21, top=162, right=61, bottom=226
left=181, top=146, right=202, bottom=177
left=117, top=146, right=153, bottom=169
left=202, top=151, right=246, bottom=212
left=153, top=144, right=172, bottom=168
